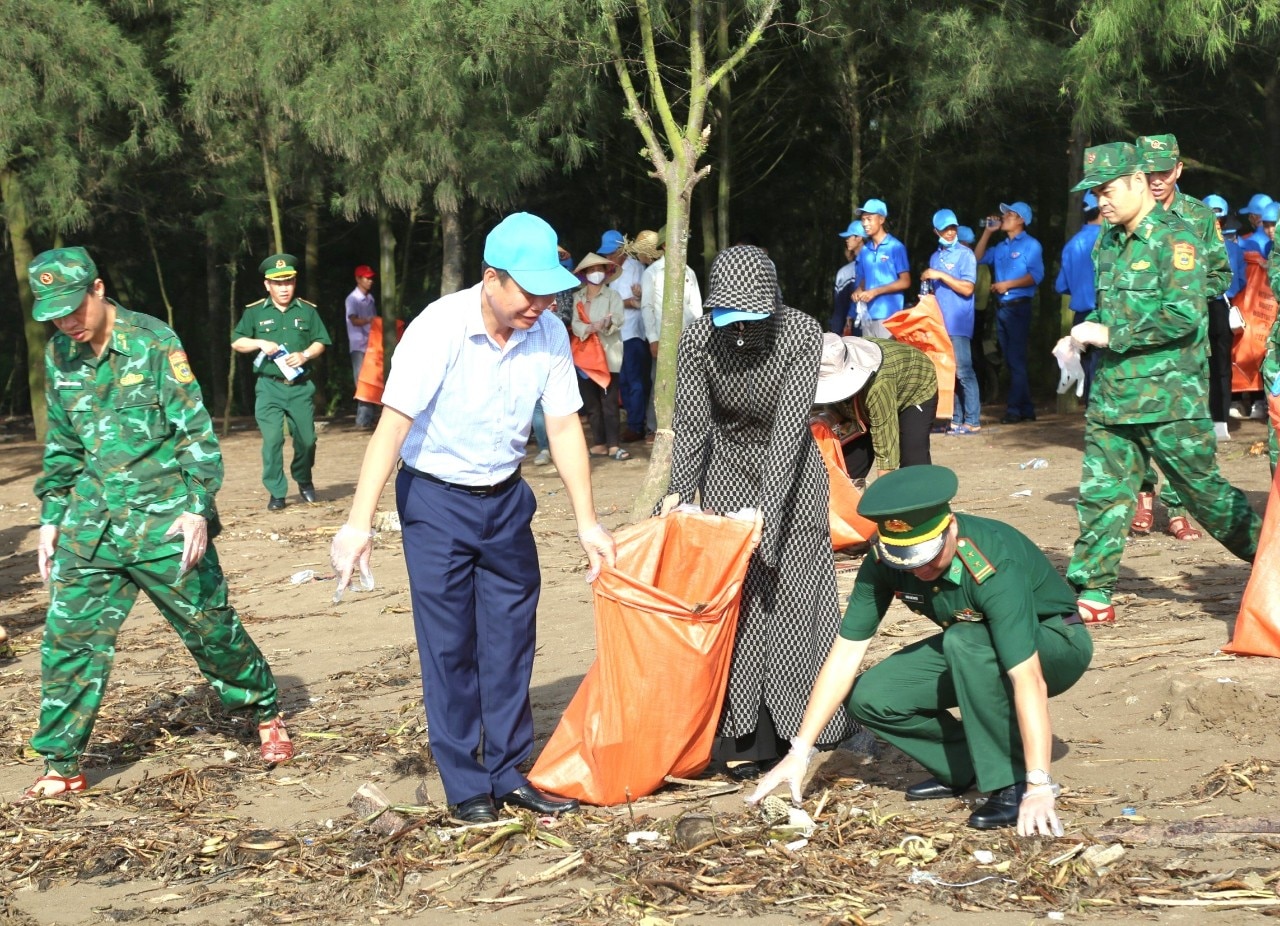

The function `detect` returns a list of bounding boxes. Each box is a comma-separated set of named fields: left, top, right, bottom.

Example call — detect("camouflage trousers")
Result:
left=33, top=540, right=279, bottom=776
left=1068, top=417, right=1260, bottom=603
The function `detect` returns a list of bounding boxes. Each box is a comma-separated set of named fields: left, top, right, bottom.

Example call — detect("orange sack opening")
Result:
left=529, top=511, right=760, bottom=806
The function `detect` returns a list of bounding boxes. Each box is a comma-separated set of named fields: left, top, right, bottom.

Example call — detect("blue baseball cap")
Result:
left=483, top=213, right=580, bottom=296
left=597, top=229, right=627, bottom=254
left=838, top=220, right=866, bottom=238
left=999, top=201, right=1033, bottom=226
left=854, top=198, right=888, bottom=217
left=1263, top=202, right=1280, bottom=224
left=931, top=209, right=959, bottom=231
left=957, top=226, right=975, bottom=245
left=1240, top=194, right=1273, bottom=216
left=1202, top=194, right=1228, bottom=217
left=1082, top=191, right=1098, bottom=210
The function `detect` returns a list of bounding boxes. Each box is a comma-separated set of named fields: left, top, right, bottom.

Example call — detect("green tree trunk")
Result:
left=1, top=169, right=46, bottom=440
left=205, top=228, right=228, bottom=415
left=259, top=131, right=284, bottom=254
left=378, top=203, right=400, bottom=367
left=440, top=201, right=464, bottom=297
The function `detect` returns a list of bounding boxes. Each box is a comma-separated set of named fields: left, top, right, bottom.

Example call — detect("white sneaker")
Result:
left=1229, top=403, right=1246, bottom=420
left=533, top=449, right=551, bottom=466
left=1251, top=400, right=1267, bottom=420
left=1214, top=421, right=1231, bottom=441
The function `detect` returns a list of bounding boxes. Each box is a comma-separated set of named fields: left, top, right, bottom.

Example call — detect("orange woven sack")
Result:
left=881, top=294, right=956, bottom=421
left=354, top=317, right=407, bottom=405
left=1230, top=251, right=1278, bottom=392
left=810, top=419, right=876, bottom=549
left=1222, top=393, right=1280, bottom=658
left=529, top=511, right=760, bottom=805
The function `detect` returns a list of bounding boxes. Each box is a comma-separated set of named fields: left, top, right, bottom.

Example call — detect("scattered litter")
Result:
left=1122, top=807, right=1137, bottom=816
left=973, top=849, right=995, bottom=864
left=1047, top=912, right=1066, bottom=921
left=1010, top=489, right=1032, bottom=497
left=784, top=837, right=809, bottom=851
left=1082, top=843, right=1126, bottom=872
left=625, top=831, right=661, bottom=846
left=1019, top=457, right=1049, bottom=469
left=1216, top=677, right=1236, bottom=684
left=908, top=870, right=1017, bottom=888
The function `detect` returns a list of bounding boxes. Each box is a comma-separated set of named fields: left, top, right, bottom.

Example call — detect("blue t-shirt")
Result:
left=1242, top=227, right=1273, bottom=259
left=856, top=234, right=910, bottom=320
left=928, top=244, right=977, bottom=338
left=979, top=231, right=1044, bottom=302
left=1225, top=237, right=1246, bottom=300
left=831, top=259, right=858, bottom=333
left=1053, top=223, right=1101, bottom=312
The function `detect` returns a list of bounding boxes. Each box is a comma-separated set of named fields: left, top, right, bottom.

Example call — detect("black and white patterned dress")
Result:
left=661, top=250, right=851, bottom=756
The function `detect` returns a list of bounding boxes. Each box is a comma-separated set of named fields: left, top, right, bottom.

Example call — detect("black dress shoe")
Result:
left=905, top=776, right=973, bottom=801
left=267, top=497, right=286, bottom=511
left=1000, top=413, right=1023, bottom=424
left=967, top=783, right=1025, bottom=829
left=450, top=794, right=498, bottom=824
left=299, top=484, right=317, bottom=503
left=726, top=758, right=780, bottom=782
left=497, top=784, right=579, bottom=815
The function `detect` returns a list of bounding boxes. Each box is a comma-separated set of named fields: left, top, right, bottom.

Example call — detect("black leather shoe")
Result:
left=497, top=784, right=579, bottom=815
left=905, top=776, right=972, bottom=801
left=726, top=758, right=780, bottom=782
left=450, top=794, right=498, bottom=824
left=299, top=484, right=317, bottom=503
left=267, top=497, right=286, bottom=511
left=1000, top=413, right=1023, bottom=424
left=967, top=783, right=1025, bottom=829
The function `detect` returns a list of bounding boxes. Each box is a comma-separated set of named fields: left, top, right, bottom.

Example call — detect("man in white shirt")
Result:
left=640, top=231, right=702, bottom=435
left=601, top=229, right=658, bottom=442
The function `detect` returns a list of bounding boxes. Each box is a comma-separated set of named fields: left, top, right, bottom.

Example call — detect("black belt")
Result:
left=1060, top=612, right=1083, bottom=627
left=997, top=296, right=1032, bottom=307
left=263, top=376, right=307, bottom=386
left=401, top=463, right=522, bottom=497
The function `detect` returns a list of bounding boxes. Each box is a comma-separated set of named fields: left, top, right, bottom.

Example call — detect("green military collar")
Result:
left=945, top=556, right=964, bottom=584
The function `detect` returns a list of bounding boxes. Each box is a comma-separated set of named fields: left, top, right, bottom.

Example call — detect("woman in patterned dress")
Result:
left=658, top=245, right=852, bottom=778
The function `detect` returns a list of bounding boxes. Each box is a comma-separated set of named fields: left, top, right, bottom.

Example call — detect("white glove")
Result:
left=1017, top=784, right=1064, bottom=837
left=164, top=512, right=209, bottom=576
left=37, top=524, right=59, bottom=582
left=745, top=738, right=817, bottom=806
left=1052, top=336, right=1086, bottom=397
left=854, top=300, right=870, bottom=332
left=577, top=522, right=616, bottom=583
left=330, top=524, right=375, bottom=602
left=657, top=492, right=681, bottom=517
left=1229, top=305, right=1246, bottom=331
left=1070, top=321, right=1110, bottom=348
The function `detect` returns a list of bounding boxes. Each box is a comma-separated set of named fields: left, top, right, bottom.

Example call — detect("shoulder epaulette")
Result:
left=955, top=537, right=996, bottom=584
left=244, top=298, right=268, bottom=309
left=297, top=298, right=317, bottom=308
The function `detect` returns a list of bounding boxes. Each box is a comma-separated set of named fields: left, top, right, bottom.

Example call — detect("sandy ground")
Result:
left=0, top=407, right=1278, bottom=925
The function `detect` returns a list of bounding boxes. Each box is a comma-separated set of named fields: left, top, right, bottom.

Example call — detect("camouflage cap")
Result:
left=259, top=253, right=298, bottom=280
left=1070, top=142, right=1141, bottom=193
left=1136, top=134, right=1180, bottom=172
left=29, top=247, right=98, bottom=322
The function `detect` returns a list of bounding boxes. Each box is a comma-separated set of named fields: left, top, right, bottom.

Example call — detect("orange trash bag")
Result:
left=528, top=510, right=760, bottom=805
left=355, top=317, right=407, bottom=405
left=1222, top=393, right=1280, bottom=658
left=810, top=418, right=876, bottom=550
left=881, top=294, right=956, bottom=421
left=1230, top=251, right=1278, bottom=392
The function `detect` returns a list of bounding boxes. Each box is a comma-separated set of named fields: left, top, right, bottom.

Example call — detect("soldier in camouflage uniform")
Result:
left=1263, top=254, right=1280, bottom=472
left=27, top=247, right=291, bottom=799
left=1131, top=134, right=1234, bottom=541
left=1062, top=144, right=1261, bottom=624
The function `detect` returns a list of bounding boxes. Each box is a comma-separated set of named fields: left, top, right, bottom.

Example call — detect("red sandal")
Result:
left=1077, top=600, right=1116, bottom=624
left=23, top=772, right=87, bottom=800
left=1130, top=492, right=1155, bottom=535
left=259, top=716, right=294, bottom=765
left=1167, top=516, right=1202, bottom=542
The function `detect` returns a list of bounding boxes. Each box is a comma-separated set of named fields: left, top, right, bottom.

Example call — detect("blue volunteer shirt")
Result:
left=856, top=233, right=910, bottom=320
left=831, top=259, right=858, bottom=333
left=1225, top=236, right=1246, bottom=300
left=1053, top=223, right=1101, bottom=312
left=928, top=245, right=977, bottom=338
left=1242, top=227, right=1273, bottom=259
left=978, top=230, right=1044, bottom=302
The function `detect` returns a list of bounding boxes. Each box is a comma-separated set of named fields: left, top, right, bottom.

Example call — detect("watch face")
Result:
left=1026, top=770, right=1051, bottom=786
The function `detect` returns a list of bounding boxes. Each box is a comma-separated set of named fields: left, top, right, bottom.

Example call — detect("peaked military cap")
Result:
left=1136, top=134, right=1180, bottom=173
left=260, top=253, right=299, bottom=280
left=857, top=465, right=959, bottom=570
left=1071, top=142, right=1141, bottom=193
left=29, top=247, right=98, bottom=322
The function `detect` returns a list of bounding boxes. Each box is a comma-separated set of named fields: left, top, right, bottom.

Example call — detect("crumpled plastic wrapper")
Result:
left=1052, top=336, right=1085, bottom=397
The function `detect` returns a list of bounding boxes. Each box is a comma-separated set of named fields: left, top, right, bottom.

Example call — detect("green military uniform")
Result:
left=1065, top=144, right=1260, bottom=608
left=30, top=247, right=280, bottom=778
left=1135, top=135, right=1232, bottom=517
left=843, top=467, right=1092, bottom=794
left=232, top=254, right=331, bottom=500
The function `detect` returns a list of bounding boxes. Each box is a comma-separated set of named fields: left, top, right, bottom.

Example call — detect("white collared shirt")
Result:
left=383, top=284, right=582, bottom=484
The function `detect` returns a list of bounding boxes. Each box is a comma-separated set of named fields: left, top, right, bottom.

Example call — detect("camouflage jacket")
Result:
left=1086, top=207, right=1208, bottom=425
left=1265, top=258, right=1280, bottom=397
left=36, top=303, right=223, bottom=561
left=1168, top=191, right=1230, bottom=299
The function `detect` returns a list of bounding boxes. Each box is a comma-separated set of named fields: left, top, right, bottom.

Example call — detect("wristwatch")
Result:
left=1026, top=769, right=1053, bottom=787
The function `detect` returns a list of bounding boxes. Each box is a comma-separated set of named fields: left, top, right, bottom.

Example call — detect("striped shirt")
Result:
left=382, top=283, right=582, bottom=484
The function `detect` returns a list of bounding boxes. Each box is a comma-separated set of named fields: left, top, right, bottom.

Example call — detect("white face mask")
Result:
left=586, top=271, right=606, bottom=285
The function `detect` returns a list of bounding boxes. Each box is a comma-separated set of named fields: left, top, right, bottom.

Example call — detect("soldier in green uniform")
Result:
left=1130, top=134, right=1234, bottom=541
left=27, top=247, right=291, bottom=799
left=748, top=466, right=1092, bottom=835
left=1263, top=252, right=1280, bottom=472
left=1063, top=143, right=1261, bottom=624
left=231, top=254, right=331, bottom=510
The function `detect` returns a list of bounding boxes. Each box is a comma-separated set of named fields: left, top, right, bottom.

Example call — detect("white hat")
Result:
left=814, top=334, right=883, bottom=404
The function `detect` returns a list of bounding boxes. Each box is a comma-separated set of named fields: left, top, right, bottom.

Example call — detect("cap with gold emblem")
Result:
left=1070, top=142, right=1141, bottom=193
left=1136, top=133, right=1180, bottom=173
left=28, top=246, right=99, bottom=322
left=856, top=465, right=959, bottom=570
left=259, top=253, right=299, bottom=280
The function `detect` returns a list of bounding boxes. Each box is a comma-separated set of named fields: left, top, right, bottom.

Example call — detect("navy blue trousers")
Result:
left=620, top=337, right=652, bottom=434
left=396, top=468, right=540, bottom=805
left=996, top=298, right=1034, bottom=418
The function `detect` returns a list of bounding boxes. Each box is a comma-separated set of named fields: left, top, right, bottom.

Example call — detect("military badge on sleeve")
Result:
left=1172, top=241, right=1196, bottom=271
left=168, top=350, right=195, bottom=384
